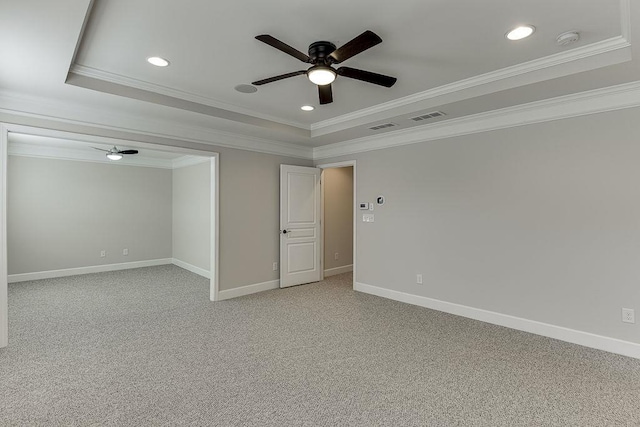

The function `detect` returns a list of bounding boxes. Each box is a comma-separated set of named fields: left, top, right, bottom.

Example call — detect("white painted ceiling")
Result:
left=1, top=0, right=639, bottom=150
left=7, top=133, right=206, bottom=169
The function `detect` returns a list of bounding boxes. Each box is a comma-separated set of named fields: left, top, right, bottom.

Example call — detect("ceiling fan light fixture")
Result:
left=147, top=56, right=170, bottom=67
left=307, top=66, right=336, bottom=86
left=253, top=31, right=395, bottom=104
left=506, top=25, right=535, bottom=41
left=106, top=152, right=123, bottom=161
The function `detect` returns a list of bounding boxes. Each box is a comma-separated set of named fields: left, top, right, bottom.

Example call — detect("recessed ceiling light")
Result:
left=301, top=105, right=314, bottom=111
left=506, top=25, right=535, bottom=41
left=147, top=56, right=170, bottom=67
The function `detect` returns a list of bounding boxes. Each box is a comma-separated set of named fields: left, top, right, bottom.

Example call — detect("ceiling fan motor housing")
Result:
left=308, top=41, right=337, bottom=63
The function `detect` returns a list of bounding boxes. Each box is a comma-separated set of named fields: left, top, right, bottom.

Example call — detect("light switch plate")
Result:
left=363, top=214, right=375, bottom=222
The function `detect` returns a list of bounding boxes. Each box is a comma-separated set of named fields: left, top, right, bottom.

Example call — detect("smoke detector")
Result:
left=556, top=31, right=580, bottom=47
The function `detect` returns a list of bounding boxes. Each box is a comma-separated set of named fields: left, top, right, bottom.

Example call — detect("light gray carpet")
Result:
left=1, top=265, right=639, bottom=426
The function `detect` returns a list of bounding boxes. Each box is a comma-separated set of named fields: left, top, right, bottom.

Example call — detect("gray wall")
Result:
left=172, top=160, right=211, bottom=271
left=8, top=156, right=172, bottom=274
left=317, top=107, right=640, bottom=344
left=323, top=167, right=353, bottom=271
left=218, top=148, right=311, bottom=290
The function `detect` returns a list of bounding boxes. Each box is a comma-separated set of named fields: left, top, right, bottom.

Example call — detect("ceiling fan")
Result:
left=92, top=146, right=139, bottom=161
left=252, top=30, right=397, bottom=105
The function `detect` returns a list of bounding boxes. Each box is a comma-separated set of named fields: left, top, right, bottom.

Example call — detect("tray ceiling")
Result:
left=0, top=0, right=637, bottom=151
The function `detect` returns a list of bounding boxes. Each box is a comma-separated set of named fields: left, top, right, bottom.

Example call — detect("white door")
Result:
left=280, top=165, right=321, bottom=288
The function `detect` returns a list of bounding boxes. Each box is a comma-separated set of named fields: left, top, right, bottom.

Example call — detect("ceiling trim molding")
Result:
left=621, top=0, right=632, bottom=40
left=5, top=77, right=640, bottom=163
left=69, top=64, right=309, bottom=130
left=8, top=142, right=175, bottom=169
left=0, top=91, right=313, bottom=160
left=313, top=79, right=640, bottom=160
left=311, top=35, right=632, bottom=134
left=172, top=155, right=211, bottom=169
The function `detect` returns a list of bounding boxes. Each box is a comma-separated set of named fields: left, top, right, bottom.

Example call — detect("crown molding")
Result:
left=621, top=0, right=632, bottom=40
left=311, top=34, right=632, bottom=135
left=5, top=77, right=640, bottom=164
left=69, top=64, right=309, bottom=131
left=70, top=34, right=632, bottom=141
left=0, top=91, right=313, bottom=160
left=313, top=80, right=640, bottom=160
left=172, top=155, right=211, bottom=169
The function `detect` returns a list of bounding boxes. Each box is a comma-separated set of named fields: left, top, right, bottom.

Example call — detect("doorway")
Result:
left=319, top=161, right=356, bottom=287
left=278, top=161, right=356, bottom=290
left=0, top=123, right=220, bottom=348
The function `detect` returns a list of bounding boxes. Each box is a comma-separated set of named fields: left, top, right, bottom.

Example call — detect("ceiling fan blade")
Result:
left=255, top=35, right=310, bottom=63
left=329, top=30, right=382, bottom=64
left=252, top=70, right=307, bottom=86
left=119, top=150, right=138, bottom=155
left=92, top=147, right=109, bottom=152
left=337, top=67, right=397, bottom=87
left=318, top=84, right=333, bottom=105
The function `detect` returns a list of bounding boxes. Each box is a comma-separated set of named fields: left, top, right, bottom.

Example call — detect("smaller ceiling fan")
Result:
left=252, top=30, right=397, bottom=105
left=92, top=146, right=138, bottom=161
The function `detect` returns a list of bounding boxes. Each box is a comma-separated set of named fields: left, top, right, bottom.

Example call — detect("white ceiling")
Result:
left=74, top=0, right=620, bottom=125
left=8, top=133, right=207, bottom=169
left=9, top=133, right=179, bottom=158
left=1, top=0, right=639, bottom=151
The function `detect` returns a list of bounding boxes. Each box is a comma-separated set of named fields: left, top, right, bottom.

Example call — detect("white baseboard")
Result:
left=172, top=258, right=210, bottom=279
left=355, top=282, right=640, bottom=360
left=218, top=279, right=280, bottom=301
left=324, top=264, right=353, bottom=277
left=8, top=259, right=173, bottom=283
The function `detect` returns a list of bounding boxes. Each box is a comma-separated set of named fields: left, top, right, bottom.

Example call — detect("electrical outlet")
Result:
left=100, top=250, right=106, bottom=258
left=622, top=308, right=635, bottom=324
left=416, top=274, right=423, bottom=285
left=122, top=248, right=129, bottom=256
left=273, top=262, right=278, bottom=271
left=334, top=252, right=339, bottom=260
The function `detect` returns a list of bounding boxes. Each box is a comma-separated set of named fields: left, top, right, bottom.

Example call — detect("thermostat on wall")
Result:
left=359, top=202, right=368, bottom=210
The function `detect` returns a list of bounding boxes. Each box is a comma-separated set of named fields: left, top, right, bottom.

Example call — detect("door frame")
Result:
left=317, top=160, right=356, bottom=288
left=0, top=123, right=220, bottom=348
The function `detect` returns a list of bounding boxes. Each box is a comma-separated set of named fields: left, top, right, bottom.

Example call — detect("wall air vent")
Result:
left=409, top=111, right=447, bottom=122
left=369, top=123, right=397, bottom=131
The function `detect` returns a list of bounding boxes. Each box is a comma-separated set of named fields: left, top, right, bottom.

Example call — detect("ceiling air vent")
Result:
left=369, top=123, right=397, bottom=131
left=410, top=111, right=446, bottom=122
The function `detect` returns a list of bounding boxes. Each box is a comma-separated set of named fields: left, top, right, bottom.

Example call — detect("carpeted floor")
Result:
left=1, top=265, right=639, bottom=426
